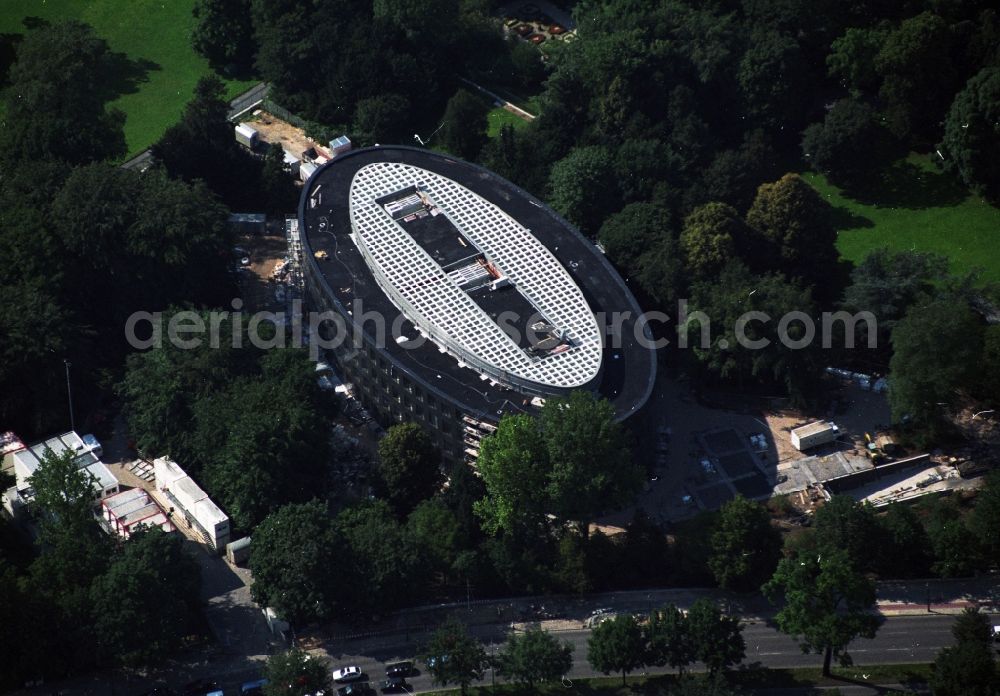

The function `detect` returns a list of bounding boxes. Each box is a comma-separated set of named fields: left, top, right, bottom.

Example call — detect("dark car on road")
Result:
left=380, top=677, right=408, bottom=693
left=337, top=682, right=374, bottom=696
left=183, top=680, right=219, bottom=696
left=385, top=662, right=414, bottom=679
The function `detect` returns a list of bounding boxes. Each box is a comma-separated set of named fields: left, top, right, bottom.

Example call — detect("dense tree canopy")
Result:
left=439, top=89, right=490, bottom=161
left=192, top=0, right=255, bottom=75
left=262, top=648, right=332, bottom=696
left=377, top=423, right=442, bottom=518
left=423, top=620, right=486, bottom=696
left=709, top=496, right=782, bottom=592
left=496, top=626, right=574, bottom=689
left=250, top=501, right=347, bottom=625
left=889, top=299, right=982, bottom=439
left=931, top=609, right=997, bottom=696
left=0, top=20, right=125, bottom=165
left=801, top=99, right=900, bottom=187
left=91, top=529, right=201, bottom=666
left=942, top=66, right=1000, bottom=201
left=588, top=614, right=647, bottom=685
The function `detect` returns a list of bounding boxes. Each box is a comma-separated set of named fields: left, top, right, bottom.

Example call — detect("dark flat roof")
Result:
left=299, top=146, right=656, bottom=423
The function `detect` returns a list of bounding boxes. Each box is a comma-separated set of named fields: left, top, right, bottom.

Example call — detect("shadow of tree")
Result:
left=0, top=32, right=22, bottom=87
left=828, top=205, right=875, bottom=230
left=96, top=51, right=161, bottom=103
left=8, top=16, right=160, bottom=103
left=842, top=161, right=968, bottom=210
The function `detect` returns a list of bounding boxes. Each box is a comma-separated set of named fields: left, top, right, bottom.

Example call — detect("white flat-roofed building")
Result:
left=8, top=431, right=119, bottom=503
left=348, top=162, right=603, bottom=395
left=153, top=457, right=230, bottom=551
left=101, top=488, right=174, bottom=539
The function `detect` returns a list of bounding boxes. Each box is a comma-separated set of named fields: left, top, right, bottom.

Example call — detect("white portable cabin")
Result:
left=329, top=135, right=352, bottom=156
left=226, top=536, right=252, bottom=565
left=790, top=421, right=838, bottom=451
left=299, top=161, right=317, bottom=182
left=234, top=123, right=259, bottom=149
left=153, top=456, right=230, bottom=551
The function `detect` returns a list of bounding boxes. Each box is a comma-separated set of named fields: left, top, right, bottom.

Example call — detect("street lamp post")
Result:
left=63, top=359, right=75, bottom=433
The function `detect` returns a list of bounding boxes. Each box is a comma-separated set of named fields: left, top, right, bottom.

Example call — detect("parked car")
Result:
left=81, top=433, right=103, bottom=458
left=426, top=654, right=449, bottom=669
left=380, top=678, right=408, bottom=694
left=240, top=679, right=268, bottom=696
left=337, top=682, right=374, bottom=696
left=333, top=666, right=364, bottom=683
left=385, top=662, right=414, bottom=678
left=183, top=680, right=219, bottom=696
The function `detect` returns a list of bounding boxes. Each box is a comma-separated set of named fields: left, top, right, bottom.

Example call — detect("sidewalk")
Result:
left=313, top=576, right=1000, bottom=643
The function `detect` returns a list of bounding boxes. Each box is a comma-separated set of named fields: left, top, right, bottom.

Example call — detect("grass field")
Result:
left=0, top=0, right=255, bottom=157
left=487, top=107, right=532, bottom=137
left=803, top=154, right=1000, bottom=283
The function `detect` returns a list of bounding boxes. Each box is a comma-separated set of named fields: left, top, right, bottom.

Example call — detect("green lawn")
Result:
left=0, top=0, right=256, bottom=157
left=803, top=154, right=1000, bottom=283
left=487, top=107, right=532, bottom=137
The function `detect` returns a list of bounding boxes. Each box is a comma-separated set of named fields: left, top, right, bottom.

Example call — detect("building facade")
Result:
left=298, top=147, right=656, bottom=462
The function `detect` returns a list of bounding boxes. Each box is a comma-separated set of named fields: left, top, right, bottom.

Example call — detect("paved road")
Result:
left=315, top=613, right=969, bottom=694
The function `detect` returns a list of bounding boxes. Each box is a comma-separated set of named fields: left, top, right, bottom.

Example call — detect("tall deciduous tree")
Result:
left=587, top=614, right=646, bottom=686
left=249, top=501, right=347, bottom=624
left=812, top=495, right=881, bottom=572
left=889, top=299, right=982, bottom=439
left=91, top=528, right=200, bottom=666
left=262, top=648, right=332, bottom=696
left=547, top=146, right=621, bottom=236
left=745, top=173, right=837, bottom=284
left=541, top=391, right=639, bottom=539
left=941, top=66, right=1000, bottom=201
left=709, top=496, right=781, bottom=592
left=496, top=626, right=574, bottom=689
left=439, top=89, right=489, bottom=161
left=352, top=93, right=411, bottom=146
left=152, top=75, right=262, bottom=210
left=875, top=11, right=957, bottom=142
left=680, top=203, right=745, bottom=279
left=474, top=413, right=549, bottom=535
left=192, top=0, right=255, bottom=75
left=686, top=599, right=745, bottom=676
left=687, top=261, right=822, bottom=403
left=377, top=423, right=441, bottom=518
left=763, top=548, right=878, bottom=676
left=646, top=604, right=693, bottom=674
left=931, top=608, right=997, bottom=696
left=0, top=20, right=125, bottom=164
left=598, top=202, right=683, bottom=305
left=801, top=99, right=899, bottom=187
left=423, top=620, right=486, bottom=696
left=336, top=500, right=427, bottom=612
left=875, top=503, right=932, bottom=578
left=970, top=471, right=1000, bottom=565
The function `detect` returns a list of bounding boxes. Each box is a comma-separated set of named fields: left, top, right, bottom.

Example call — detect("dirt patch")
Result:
left=235, top=231, right=288, bottom=313
left=244, top=111, right=330, bottom=159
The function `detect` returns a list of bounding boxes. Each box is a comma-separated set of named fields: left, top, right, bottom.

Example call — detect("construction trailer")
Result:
left=235, top=123, right=259, bottom=149
left=790, top=421, right=838, bottom=452
left=153, top=457, right=231, bottom=552
left=226, top=536, right=251, bottom=565
left=101, top=488, right=174, bottom=539
left=329, top=135, right=352, bottom=156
